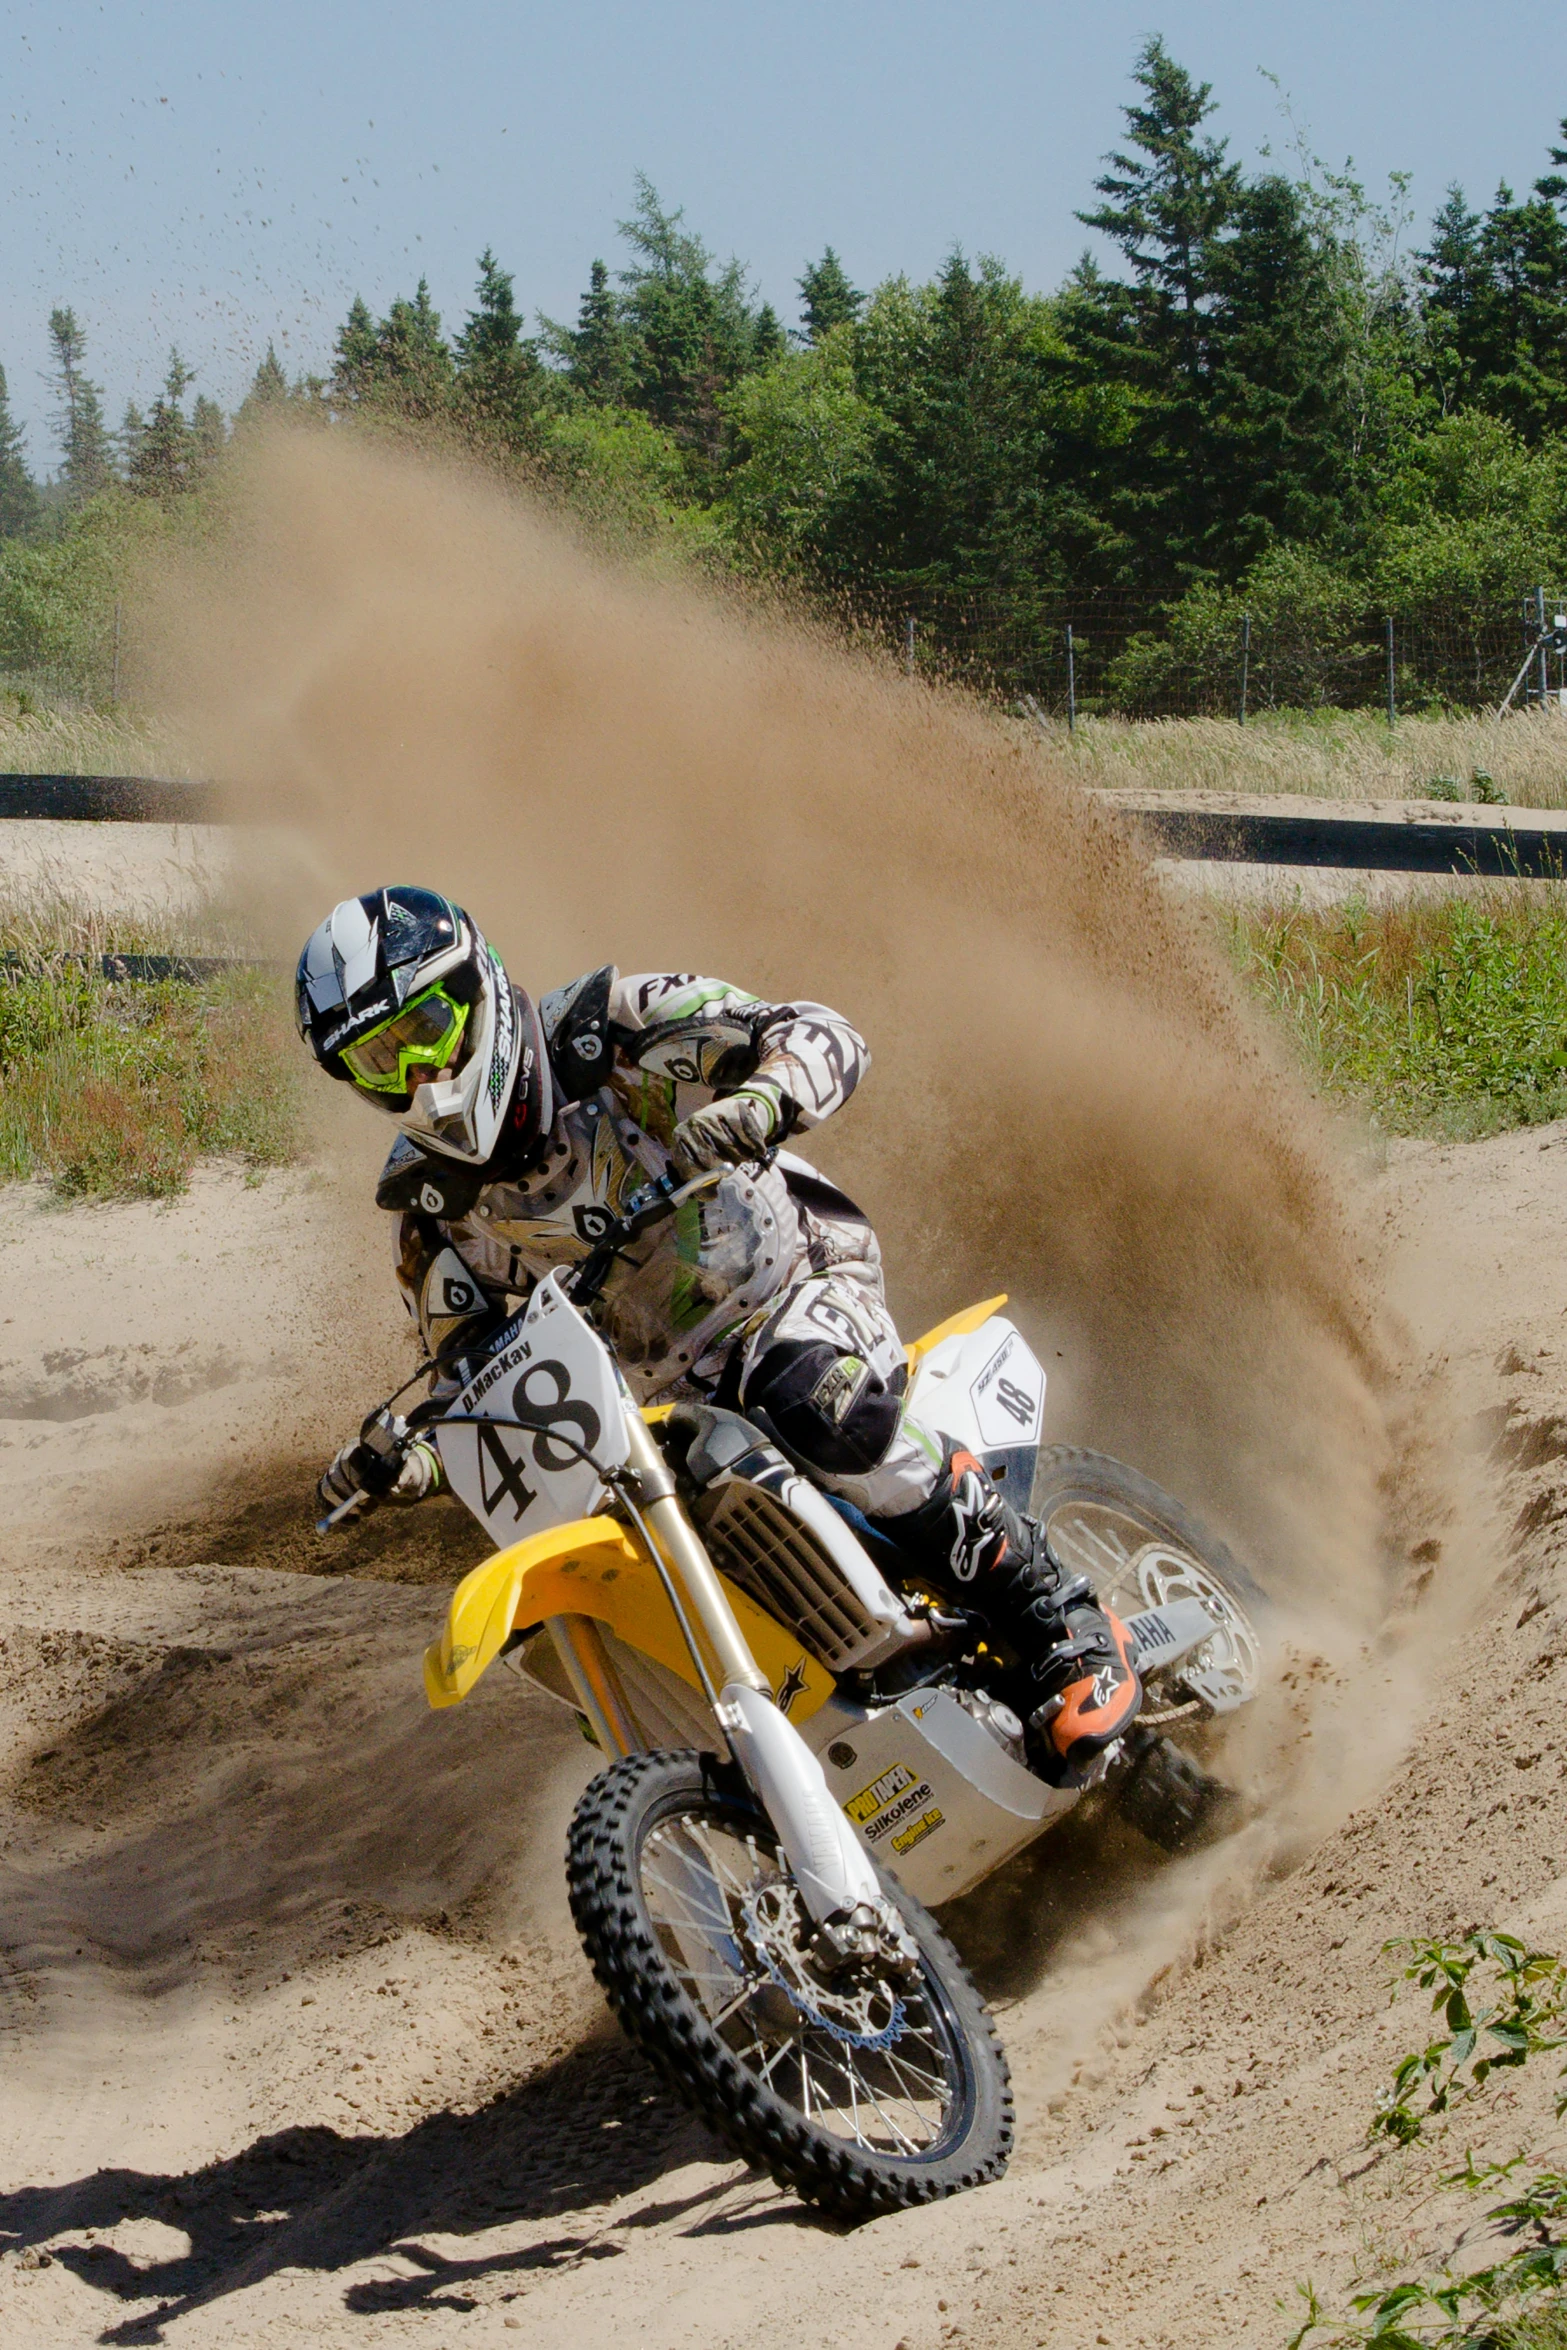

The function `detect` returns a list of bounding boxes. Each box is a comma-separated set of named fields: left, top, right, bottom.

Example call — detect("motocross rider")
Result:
left=297, top=885, right=1142, bottom=1784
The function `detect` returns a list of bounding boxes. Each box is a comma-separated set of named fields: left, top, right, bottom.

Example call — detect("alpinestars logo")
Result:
left=775, top=1659, right=808, bottom=1715
left=1090, top=1665, right=1119, bottom=1710
left=947, top=1467, right=994, bottom=1582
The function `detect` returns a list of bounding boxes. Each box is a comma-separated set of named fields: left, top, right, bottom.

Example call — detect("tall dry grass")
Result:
left=0, top=699, right=190, bottom=777
left=1047, top=706, right=1567, bottom=806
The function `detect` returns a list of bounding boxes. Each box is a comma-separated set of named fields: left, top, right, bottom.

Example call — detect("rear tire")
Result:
left=568, top=1749, right=1013, bottom=2220
left=1031, top=1447, right=1271, bottom=1846
left=1032, top=1445, right=1269, bottom=1620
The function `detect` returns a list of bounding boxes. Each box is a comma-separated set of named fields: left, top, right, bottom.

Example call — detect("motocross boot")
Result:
left=870, top=1444, right=1142, bottom=1785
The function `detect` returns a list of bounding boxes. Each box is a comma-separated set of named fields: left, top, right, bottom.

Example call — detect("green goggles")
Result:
left=340, top=983, right=471, bottom=1095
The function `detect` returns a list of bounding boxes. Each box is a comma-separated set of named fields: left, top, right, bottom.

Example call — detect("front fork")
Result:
left=597, top=1410, right=895, bottom=1953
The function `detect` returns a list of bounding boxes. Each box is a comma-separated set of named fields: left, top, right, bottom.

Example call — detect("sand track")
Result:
left=2, top=433, right=1560, bottom=2344
left=0, top=1126, right=1563, bottom=2348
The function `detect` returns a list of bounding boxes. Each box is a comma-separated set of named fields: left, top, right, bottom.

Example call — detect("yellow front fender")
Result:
left=422, top=1513, right=833, bottom=1722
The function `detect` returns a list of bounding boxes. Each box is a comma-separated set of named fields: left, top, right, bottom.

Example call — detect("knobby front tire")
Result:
left=567, top=1749, right=1013, bottom=2221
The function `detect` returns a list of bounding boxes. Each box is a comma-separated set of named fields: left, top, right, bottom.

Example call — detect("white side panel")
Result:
left=809, top=1688, right=1077, bottom=1906
left=906, top=1317, right=1046, bottom=1455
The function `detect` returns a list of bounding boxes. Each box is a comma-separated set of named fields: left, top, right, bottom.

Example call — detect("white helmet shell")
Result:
left=295, top=885, right=545, bottom=1167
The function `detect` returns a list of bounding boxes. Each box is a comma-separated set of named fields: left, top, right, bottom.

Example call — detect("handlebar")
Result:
left=316, top=1151, right=777, bottom=1532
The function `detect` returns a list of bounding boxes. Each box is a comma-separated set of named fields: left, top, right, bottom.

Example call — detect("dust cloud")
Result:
left=148, top=429, right=1411, bottom=1639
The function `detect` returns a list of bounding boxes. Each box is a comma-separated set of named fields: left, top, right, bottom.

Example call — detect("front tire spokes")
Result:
left=638, top=1810, right=958, bottom=2159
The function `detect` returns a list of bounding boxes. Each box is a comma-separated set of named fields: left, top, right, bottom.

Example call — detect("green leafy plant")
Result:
left=1287, top=1937, right=1567, bottom=2348
left=1371, top=1936, right=1567, bottom=2145
left=1229, top=890, right=1567, bottom=1138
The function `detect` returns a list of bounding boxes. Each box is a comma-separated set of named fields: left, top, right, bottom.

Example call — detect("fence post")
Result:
left=1385, top=615, right=1396, bottom=729
left=1538, top=585, right=1550, bottom=709
left=904, top=613, right=916, bottom=678
left=1065, top=624, right=1077, bottom=735
left=1238, top=612, right=1251, bottom=725
left=111, top=601, right=121, bottom=706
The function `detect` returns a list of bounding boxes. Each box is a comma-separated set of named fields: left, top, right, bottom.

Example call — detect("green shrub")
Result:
left=0, top=958, right=300, bottom=1200
left=1290, top=1935, right=1566, bottom=2349
left=1230, top=890, right=1567, bottom=1138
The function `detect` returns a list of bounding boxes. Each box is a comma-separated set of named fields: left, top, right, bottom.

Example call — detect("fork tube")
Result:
left=546, top=1614, right=639, bottom=1757
left=621, top=1412, right=770, bottom=1695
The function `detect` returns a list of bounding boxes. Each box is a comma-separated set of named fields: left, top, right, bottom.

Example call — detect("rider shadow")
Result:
left=0, top=2036, right=753, bottom=2342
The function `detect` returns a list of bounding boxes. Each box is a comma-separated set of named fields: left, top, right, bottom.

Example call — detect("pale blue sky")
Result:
left=2, top=0, right=1554, bottom=467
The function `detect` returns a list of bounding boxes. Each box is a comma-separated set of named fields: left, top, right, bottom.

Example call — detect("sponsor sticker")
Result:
left=845, top=1762, right=916, bottom=1826
left=844, top=1762, right=943, bottom=1847
left=866, top=1784, right=941, bottom=1845
left=891, top=1807, right=945, bottom=1857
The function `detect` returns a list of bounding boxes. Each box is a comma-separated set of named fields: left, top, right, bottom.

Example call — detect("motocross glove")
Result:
left=318, top=1435, right=444, bottom=1514
left=669, top=1082, right=785, bottom=1177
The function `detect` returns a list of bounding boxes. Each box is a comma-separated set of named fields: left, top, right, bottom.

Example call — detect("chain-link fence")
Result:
left=10, top=574, right=1567, bottom=727
left=864, top=587, right=1567, bottom=723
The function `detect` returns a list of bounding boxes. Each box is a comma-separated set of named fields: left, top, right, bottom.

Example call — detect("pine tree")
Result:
left=1202, top=173, right=1357, bottom=564
left=117, top=402, right=147, bottom=479
left=329, top=285, right=453, bottom=422
left=453, top=248, right=539, bottom=440
left=46, top=307, right=112, bottom=503
left=797, top=248, right=864, bottom=341
left=1418, top=165, right=1567, bottom=438
left=1075, top=37, right=1241, bottom=400
left=127, top=350, right=198, bottom=498
left=611, top=175, right=768, bottom=463
left=372, top=279, right=453, bottom=418
left=1066, top=37, right=1246, bottom=585
left=0, top=364, right=40, bottom=538
left=331, top=296, right=379, bottom=408
left=247, top=343, right=290, bottom=407
left=752, top=302, right=786, bottom=365
left=554, top=258, right=632, bottom=401
left=191, top=392, right=226, bottom=474
left=1420, top=186, right=1487, bottom=415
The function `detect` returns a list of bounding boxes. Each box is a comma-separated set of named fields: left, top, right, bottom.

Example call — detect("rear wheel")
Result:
left=1031, top=1447, right=1270, bottom=1844
left=568, top=1749, right=1013, bottom=2219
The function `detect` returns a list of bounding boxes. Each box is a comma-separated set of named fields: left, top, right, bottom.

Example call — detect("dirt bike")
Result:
left=330, top=1163, right=1270, bottom=2219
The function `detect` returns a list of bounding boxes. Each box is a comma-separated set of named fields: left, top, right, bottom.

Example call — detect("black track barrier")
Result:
left=1124, top=804, right=1567, bottom=878
left=0, top=775, right=219, bottom=822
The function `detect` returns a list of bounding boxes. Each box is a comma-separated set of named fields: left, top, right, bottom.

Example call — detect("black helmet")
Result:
left=295, top=885, right=550, bottom=1167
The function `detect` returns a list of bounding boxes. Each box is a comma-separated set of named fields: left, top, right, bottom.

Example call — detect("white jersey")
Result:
left=390, top=971, right=871, bottom=1399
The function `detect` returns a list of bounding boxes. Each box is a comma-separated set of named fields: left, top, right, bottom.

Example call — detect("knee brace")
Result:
left=741, top=1338, right=904, bottom=1477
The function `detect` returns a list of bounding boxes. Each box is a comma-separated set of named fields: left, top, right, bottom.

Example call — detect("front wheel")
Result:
left=567, top=1750, right=1013, bottom=2220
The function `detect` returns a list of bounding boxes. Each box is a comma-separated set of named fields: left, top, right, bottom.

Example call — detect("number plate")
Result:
left=437, top=1273, right=629, bottom=1543
left=967, top=1327, right=1044, bottom=1448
